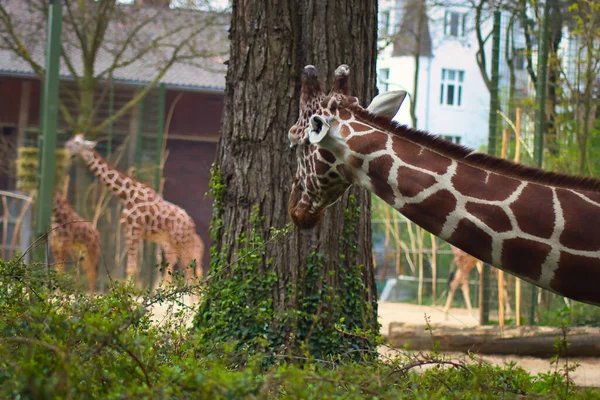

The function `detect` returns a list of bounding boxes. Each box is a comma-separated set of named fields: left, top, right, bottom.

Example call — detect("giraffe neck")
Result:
left=79, top=149, right=147, bottom=202
left=344, top=124, right=600, bottom=306
left=52, top=193, right=73, bottom=221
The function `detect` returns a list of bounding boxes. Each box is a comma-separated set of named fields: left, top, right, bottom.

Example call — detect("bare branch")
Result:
left=473, top=0, right=492, bottom=91
left=0, top=4, right=44, bottom=78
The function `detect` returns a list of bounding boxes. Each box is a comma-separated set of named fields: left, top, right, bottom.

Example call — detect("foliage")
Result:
left=1, top=256, right=599, bottom=398
left=539, top=300, right=600, bottom=328
left=15, top=147, right=70, bottom=192
left=195, top=174, right=379, bottom=363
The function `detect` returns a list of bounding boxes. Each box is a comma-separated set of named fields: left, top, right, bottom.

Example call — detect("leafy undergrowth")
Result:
left=0, top=258, right=598, bottom=399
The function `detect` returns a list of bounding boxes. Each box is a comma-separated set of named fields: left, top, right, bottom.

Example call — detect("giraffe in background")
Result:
left=50, top=191, right=100, bottom=292
left=64, top=134, right=204, bottom=283
left=443, top=246, right=514, bottom=320
left=286, top=64, right=600, bottom=307
left=443, top=246, right=482, bottom=318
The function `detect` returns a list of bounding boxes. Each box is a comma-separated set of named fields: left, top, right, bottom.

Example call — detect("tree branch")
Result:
left=473, top=0, right=492, bottom=91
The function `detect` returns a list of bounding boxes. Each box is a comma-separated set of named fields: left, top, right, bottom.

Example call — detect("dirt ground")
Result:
left=148, top=297, right=600, bottom=387
left=378, top=301, right=600, bottom=388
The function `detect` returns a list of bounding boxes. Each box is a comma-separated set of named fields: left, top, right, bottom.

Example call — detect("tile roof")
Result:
left=0, top=1, right=228, bottom=91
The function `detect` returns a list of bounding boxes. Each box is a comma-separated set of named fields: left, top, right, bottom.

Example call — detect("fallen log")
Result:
left=386, top=323, right=600, bottom=358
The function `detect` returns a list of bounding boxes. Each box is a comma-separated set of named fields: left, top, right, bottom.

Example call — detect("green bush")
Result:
left=0, top=256, right=598, bottom=399
left=539, top=300, right=600, bottom=328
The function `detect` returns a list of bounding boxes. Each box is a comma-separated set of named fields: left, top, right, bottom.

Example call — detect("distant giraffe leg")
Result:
left=443, top=269, right=462, bottom=316
left=192, top=234, right=204, bottom=279
left=460, top=277, right=473, bottom=317
left=177, top=246, right=198, bottom=283
left=50, top=240, right=70, bottom=274
left=124, top=229, right=142, bottom=279
left=161, top=241, right=178, bottom=283
left=81, top=249, right=98, bottom=293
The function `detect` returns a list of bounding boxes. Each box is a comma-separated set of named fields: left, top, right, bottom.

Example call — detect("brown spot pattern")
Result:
left=319, top=149, right=336, bottom=164
left=314, top=160, right=330, bottom=175
left=351, top=122, right=373, bottom=132
left=392, top=139, right=451, bottom=175
left=396, top=167, right=437, bottom=198
left=338, top=108, right=351, bottom=121
left=347, top=130, right=388, bottom=155
left=557, top=189, right=600, bottom=251
left=339, top=125, right=351, bottom=138
left=400, top=190, right=457, bottom=236
left=551, top=252, right=600, bottom=304
left=501, top=238, right=549, bottom=281
left=466, top=202, right=512, bottom=233
left=368, top=155, right=395, bottom=204
left=453, top=164, right=521, bottom=201
left=509, top=184, right=554, bottom=239
left=348, top=155, right=363, bottom=169
left=449, top=219, right=493, bottom=263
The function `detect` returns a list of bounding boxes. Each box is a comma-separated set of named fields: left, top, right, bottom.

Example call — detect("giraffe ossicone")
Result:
left=64, top=133, right=204, bottom=284
left=288, top=64, right=600, bottom=307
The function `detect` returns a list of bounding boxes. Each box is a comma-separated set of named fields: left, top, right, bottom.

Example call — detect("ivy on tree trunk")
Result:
left=194, top=0, right=380, bottom=361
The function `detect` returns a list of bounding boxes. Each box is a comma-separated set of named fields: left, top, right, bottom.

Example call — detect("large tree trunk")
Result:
left=195, top=0, right=379, bottom=360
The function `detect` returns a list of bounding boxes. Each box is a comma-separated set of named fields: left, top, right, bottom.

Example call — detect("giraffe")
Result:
left=443, top=246, right=482, bottom=318
left=287, top=64, right=600, bottom=307
left=50, top=191, right=100, bottom=293
left=64, top=134, right=204, bottom=283
left=443, top=246, right=515, bottom=319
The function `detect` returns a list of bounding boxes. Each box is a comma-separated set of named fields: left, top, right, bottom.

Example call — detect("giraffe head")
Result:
left=287, top=64, right=407, bottom=229
left=64, top=133, right=97, bottom=155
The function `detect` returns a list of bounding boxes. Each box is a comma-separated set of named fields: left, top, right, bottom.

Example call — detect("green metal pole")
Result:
left=35, top=0, right=62, bottom=247
left=134, top=94, right=145, bottom=176
left=529, top=0, right=550, bottom=326
left=107, top=80, right=114, bottom=158
left=486, top=11, right=501, bottom=157
left=480, top=10, right=501, bottom=326
left=155, top=83, right=166, bottom=192
left=150, top=84, right=166, bottom=289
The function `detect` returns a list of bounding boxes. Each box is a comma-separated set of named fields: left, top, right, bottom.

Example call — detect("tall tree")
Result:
left=195, top=0, right=380, bottom=359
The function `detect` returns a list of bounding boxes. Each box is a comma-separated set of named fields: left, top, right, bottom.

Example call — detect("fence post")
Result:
left=134, top=96, right=145, bottom=174
left=530, top=0, right=551, bottom=326
left=107, top=80, right=114, bottom=159
left=481, top=10, right=501, bottom=326
left=35, top=0, right=63, bottom=258
left=149, top=83, right=166, bottom=290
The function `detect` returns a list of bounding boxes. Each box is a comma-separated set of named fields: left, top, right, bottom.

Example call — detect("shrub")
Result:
left=0, top=256, right=598, bottom=399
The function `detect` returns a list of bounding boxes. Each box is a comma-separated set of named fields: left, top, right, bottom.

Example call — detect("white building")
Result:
left=377, top=0, right=509, bottom=151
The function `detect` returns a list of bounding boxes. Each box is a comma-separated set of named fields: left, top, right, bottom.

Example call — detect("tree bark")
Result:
left=196, top=0, right=379, bottom=359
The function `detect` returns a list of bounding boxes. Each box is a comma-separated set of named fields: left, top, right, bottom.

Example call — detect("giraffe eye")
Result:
left=289, top=144, right=297, bottom=153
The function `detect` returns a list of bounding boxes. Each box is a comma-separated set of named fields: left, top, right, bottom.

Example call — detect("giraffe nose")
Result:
left=289, top=207, right=325, bottom=230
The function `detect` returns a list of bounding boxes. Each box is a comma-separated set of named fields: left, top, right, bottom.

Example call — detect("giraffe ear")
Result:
left=83, top=139, right=97, bottom=148
left=366, top=90, right=407, bottom=119
left=308, top=115, right=330, bottom=144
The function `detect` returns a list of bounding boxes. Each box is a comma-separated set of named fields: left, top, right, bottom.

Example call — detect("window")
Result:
left=440, top=69, right=464, bottom=107
left=378, top=68, right=390, bottom=93
left=514, top=48, right=526, bottom=71
left=379, top=11, right=390, bottom=37
left=444, top=11, right=467, bottom=37
left=442, top=135, right=462, bottom=144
